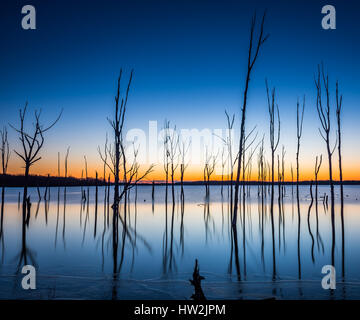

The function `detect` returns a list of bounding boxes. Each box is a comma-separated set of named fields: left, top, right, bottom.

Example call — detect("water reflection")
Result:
left=0, top=185, right=357, bottom=299
left=16, top=201, right=37, bottom=274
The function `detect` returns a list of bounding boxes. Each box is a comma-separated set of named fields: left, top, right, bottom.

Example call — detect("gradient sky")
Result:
left=0, top=0, right=359, bottom=181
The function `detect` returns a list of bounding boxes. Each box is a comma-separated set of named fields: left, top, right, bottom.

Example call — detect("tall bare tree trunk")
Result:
left=336, top=81, right=345, bottom=278
left=296, top=96, right=305, bottom=195
left=233, top=12, right=269, bottom=226
left=315, top=64, right=337, bottom=267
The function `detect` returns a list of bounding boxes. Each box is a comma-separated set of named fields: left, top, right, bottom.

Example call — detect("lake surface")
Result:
left=0, top=184, right=359, bottom=300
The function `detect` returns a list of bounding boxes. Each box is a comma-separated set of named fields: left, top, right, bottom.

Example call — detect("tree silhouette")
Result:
left=233, top=11, right=269, bottom=226
left=0, top=127, right=10, bottom=177
left=10, top=103, right=61, bottom=221
left=296, top=96, right=305, bottom=195
left=98, top=70, right=154, bottom=208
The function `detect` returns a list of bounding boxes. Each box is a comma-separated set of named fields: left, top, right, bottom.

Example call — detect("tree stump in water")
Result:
left=190, top=259, right=206, bottom=300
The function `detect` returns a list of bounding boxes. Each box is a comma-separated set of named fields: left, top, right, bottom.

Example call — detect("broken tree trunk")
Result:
left=189, top=259, right=206, bottom=301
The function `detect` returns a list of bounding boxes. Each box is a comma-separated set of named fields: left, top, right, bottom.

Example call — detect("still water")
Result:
left=0, top=185, right=359, bottom=299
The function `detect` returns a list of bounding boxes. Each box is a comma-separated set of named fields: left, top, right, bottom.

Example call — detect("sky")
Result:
left=0, top=0, right=359, bottom=181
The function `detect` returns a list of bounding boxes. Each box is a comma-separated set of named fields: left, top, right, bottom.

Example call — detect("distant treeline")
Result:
left=0, top=174, right=106, bottom=187
left=0, top=174, right=359, bottom=187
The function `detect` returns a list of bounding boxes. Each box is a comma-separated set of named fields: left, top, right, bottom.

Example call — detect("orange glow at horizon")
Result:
left=7, top=156, right=360, bottom=182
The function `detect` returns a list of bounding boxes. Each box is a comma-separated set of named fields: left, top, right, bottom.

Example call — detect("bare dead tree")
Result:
left=263, top=157, right=268, bottom=198
left=179, top=137, right=191, bottom=196
left=296, top=96, right=305, bottom=194
left=257, top=136, right=265, bottom=197
left=98, top=70, right=154, bottom=209
left=233, top=11, right=269, bottom=226
left=98, top=134, right=109, bottom=204
left=241, top=126, right=258, bottom=197
left=257, top=146, right=261, bottom=195
left=99, top=139, right=154, bottom=205
left=336, top=82, right=343, bottom=201
left=336, top=81, right=345, bottom=278
left=246, top=151, right=253, bottom=196
left=122, top=142, right=154, bottom=200
left=203, top=148, right=218, bottom=197
left=225, top=110, right=235, bottom=211
left=243, top=142, right=260, bottom=190
left=98, top=134, right=108, bottom=184
left=266, top=161, right=271, bottom=195
left=276, top=145, right=286, bottom=198
left=307, top=180, right=315, bottom=263
left=277, top=146, right=286, bottom=250
left=84, top=155, right=89, bottom=204
left=96, top=70, right=155, bottom=277
left=1, top=126, right=10, bottom=240
left=315, top=64, right=338, bottom=267
left=167, top=123, right=179, bottom=203
left=314, top=154, right=323, bottom=203
left=213, top=112, right=235, bottom=198
left=163, top=120, right=170, bottom=202
left=220, top=146, right=227, bottom=197
left=266, top=80, right=280, bottom=195
left=295, top=96, right=305, bottom=281
left=266, top=79, right=280, bottom=281
left=0, top=127, right=10, bottom=176
left=113, top=69, right=131, bottom=208
left=277, top=154, right=281, bottom=200
left=62, top=147, right=70, bottom=245
left=101, top=69, right=132, bottom=209
left=239, top=143, right=259, bottom=281
left=10, top=103, right=62, bottom=219
left=64, top=147, right=70, bottom=179
left=313, top=154, right=324, bottom=253
left=315, top=64, right=337, bottom=198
